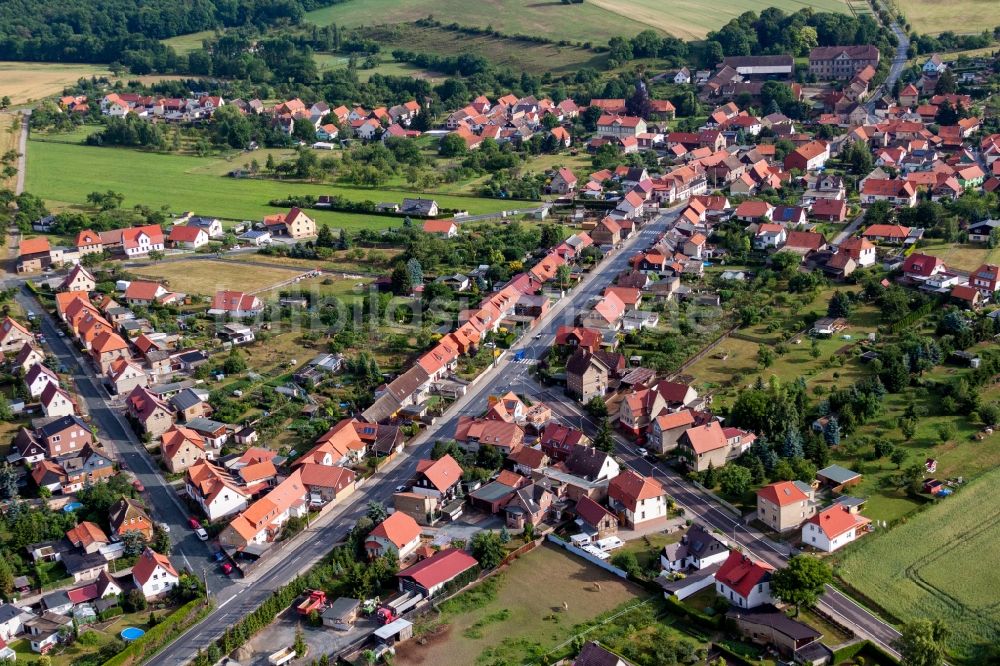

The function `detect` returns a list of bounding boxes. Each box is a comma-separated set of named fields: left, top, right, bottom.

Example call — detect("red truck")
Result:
left=297, top=590, right=326, bottom=616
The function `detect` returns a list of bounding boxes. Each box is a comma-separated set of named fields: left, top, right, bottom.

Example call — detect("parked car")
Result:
left=188, top=517, right=202, bottom=530
left=195, top=527, right=209, bottom=541
left=132, top=479, right=145, bottom=492
left=221, top=562, right=233, bottom=575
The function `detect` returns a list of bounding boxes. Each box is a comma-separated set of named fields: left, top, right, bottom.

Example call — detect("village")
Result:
left=3, top=8, right=1000, bottom=664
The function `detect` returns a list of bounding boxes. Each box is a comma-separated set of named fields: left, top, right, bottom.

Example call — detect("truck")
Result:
left=296, top=589, right=326, bottom=616
left=268, top=648, right=296, bottom=666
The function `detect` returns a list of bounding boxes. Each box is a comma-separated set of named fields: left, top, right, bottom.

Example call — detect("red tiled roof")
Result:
left=806, top=504, right=870, bottom=539
left=19, top=237, right=50, bottom=256
left=683, top=421, right=727, bottom=454
left=416, top=454, right=463, bottom=493
left=608, top=469, right=664, bottom=512
left=132, top=548, right=178, bottom=585
left=757, top=481, right=808, bottom=507
left=125, top=281, right=164, bottom=301
left=368, top=511, right=421, bottom=548
left=397, top=547, right=478, bottom=590
left=715, top=551, right=774, bottom=598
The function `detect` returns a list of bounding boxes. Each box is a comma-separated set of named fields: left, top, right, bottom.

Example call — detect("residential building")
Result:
left=715, top=551, right=775, bottom=609
left=607, top=470, right=668, bottom=528
left=125, top=385, right=175, bottom=438
left=109, top=497, right=154, bottom=540
left=756, top=481, right=818, bottom=532
left=396, top=548, right=478, bottom=598
left=209, top=290, right=264, bottom=318
left=660, top=524, right=729, bottom=572
left=263, top=207, right=316, bottom=239
left=802, top=504, right=871, bottom=552
left=132, top=548, right=179, bottom=599
left=185, top=461, right=251, bottom=521
left=0, top=317, right=33, bottom=353
left=809, top=45, right=880, bottom=79
left=566, top=349, right=624, bottom=403
left=365, top=512, right=423, bottom=560
left=161, top=425, right=211, bottom=473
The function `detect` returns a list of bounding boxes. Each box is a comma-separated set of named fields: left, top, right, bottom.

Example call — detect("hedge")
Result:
left=832, top=639, right=900, bottom=664
left=102, top=598, right=213, bottom=666
left=663, top=594, right=723, bottom=629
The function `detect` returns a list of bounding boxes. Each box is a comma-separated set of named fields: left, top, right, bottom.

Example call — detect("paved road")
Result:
left=143, top=206, right=682, bottom=664
left=865, top=11, right=910, bottom=113
left=830, top=212, right=866, bottom=246
left=14, top=110, right=29, bottom=195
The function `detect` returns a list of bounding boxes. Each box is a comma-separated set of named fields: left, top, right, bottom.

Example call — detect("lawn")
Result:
left=0, top=113, right=19, bottom=191
left=0, top=61, right=112, bottom=106
left=920, top=241, right=1000, bottom=272
left=395, top=543, right=648, bottom=666
left=25, top=139, right=510, bottom=232
left=837, top=464, right=1000, bottom=663
left=588, top=0, right=851, bottom=40
left=129, top=259, right=308, bottom=296
left=898, top=0, right=1000, bottom=35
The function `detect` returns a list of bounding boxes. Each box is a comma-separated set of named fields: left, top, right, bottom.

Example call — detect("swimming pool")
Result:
left=62, top=502, right=83, bottom=512
left=120, top=627, right=145, bottom=641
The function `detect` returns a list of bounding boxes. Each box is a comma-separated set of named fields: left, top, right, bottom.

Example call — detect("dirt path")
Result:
left=15, top=109, right=29, bottom=194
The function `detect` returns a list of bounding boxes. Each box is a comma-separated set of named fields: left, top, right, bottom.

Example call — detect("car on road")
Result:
left=637, top=447, right=649, bottom=457
left=221, top=562, right=233, bottom=575
left=132, top=479, right=145, bottom=492
left=26, top=312, right=35, bottom=320
left=395, top=484, right=407, bottom=492
left=195, top=527, right=209, bottom=541
left=57, top=330, right=65, bottom=337
left=188, top=517, right=202, bottom=530
left=534, top=333, right=542, bottom=339
left=37, top=334, right=45, bottom=343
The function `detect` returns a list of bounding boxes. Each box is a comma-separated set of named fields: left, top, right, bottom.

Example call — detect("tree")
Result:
left=770, top=555, right=832, bottom=615
left=121, top=530, right=146, bottom=557
left=0, top=463, right=18, bottom=500
left=873, top=439, right=893, bottom=459
left=556, top=264, right=571, bottom=290
left=476, top=443, right=502, bottom=471
left=0, top=558, right=14, bottom=597
left=757, top=345, right=775, bottom=368
left=293, top=627, right=306, bottom=657
left=828, top=290, right=852, bottom=318
left=390, top=262, right=412, bottom=295
left=124, top=588, right=147, bottom=612
left=439, top=133, right=467, bottom=157
left=223, top=349, right=247, bottom=374
left=897, top=619, right=948, bottom=666
left=470, top=530, right=504, bottom=569
left=499, top=526, right=511, bottom=544
left=823, top=417, right=841, bottom=446
left=703, top=461, right=718, bottom=489
left=406, top=258, right=423, bottom=287
left=718, top=464, right=751, bottom=497
left=782, top=427, right=804, bottom=459
left=935, top=69, right=956, bottom=95
left=366, top=500, right=388, bottom=525
left=316, top=224, right=336, bottom=248
left=979, top=402, right=1000, bottom=426
left=891, top=448, right=907, bottom=469
left=594, top=417, right=614, bottom=452
left=585, top=396, right=608, bottom=418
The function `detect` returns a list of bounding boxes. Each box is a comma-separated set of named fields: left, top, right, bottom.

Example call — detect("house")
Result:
left=951, top=284, right=982, bottom=309
left=902, top=253, right=946, bottom=280
left=923, top=53, right=947, bottom=75
left=607, top=470, right=668, bottom=528
left=33, top=414, right=93, bottom=458
left=810, top=198, right=847, bottom=223
left=185, top=461, right=251, bottom=521
left=596, top=115, right=647, bottom=139
left=566, top=349, right=623, bottom=403
left=968, top=219, right=1000, bottom=243
left=124, top=280, right=168, bottom=306
left=219, top=469, right=309, bottom=549
left=109, top=497, right=154, bottom=540
left=66, top=522, right=110, bottom=554
left=25, top=363, right=59, bottom=399
left=75, top=229, right=104, bottom=257
left=590, top=218, right=622, bottom=247
left=17, top=237, right=52, bottom=273
left=756, top=481, right=817, bottom=532
left=40, top=383, right=75, bottom=418
left=565, top=446, right=620, bottom=483
left=167, top=225, right=209, bottom=249
left=0, top=317, right=34, bottom=353
left=809, top=45, right=880, bottom=79
left=802, top=504, right=870, bottom=552
left=660, top=523, right=729, bottom=572
left=396, top=548, right=478, bottom=598
left=783, top=230, right=826, bottom=256
left=970, top=263, right=1000, bottom=295
left=365, top=512, right=423, bottom=560
left=59, top=265, right=97, bottom=293
left=647, top=410, right=696, bottom=454
left=504, top=482, right=555, bottom=529
left=91, top=332, right=130, bottom=373
left=125, top=385, right=175, bottom=438
left=539, top=423, right=589, bottom=462
left=400, top=198, right=439, bottom=217
left=838, top=237, right=876, bottom=267
left=860, top=180, right=917, bottom=207
left=454, top=417, right=524, bottom=455
left=678, top=421, right=730, bottom=472
left=421, top=219, right=458, bottom=237
left=0, top=603, right=31, bottom=641
left=899, top=83, right=920, bottom=107
left=784, top=141, right=830, bottom=172
left=209, top=290, right=264, bottom=318
left=185, top=216, right=224, bottom=238
left=300, top=463, right=356, bottom=506
left=735, top=200, right=773, bottom=223
left=132, top=548, right=179, bottom=599
left=550, top=168, right=578, bottom=194
left=25, top=611, right=72, bottom=652
left=107, top=358, right=148, bottom=395
left=726, top=608, right=823, bottom=660
left=816, top=464, right=862, bottom=491
left=715, top=551, right=775, bottom=609
left=121, top=225, right=165, bottom=257
left=170, top=388, right=213, bottom=422
left=574, top=496, right=618, bottom=540
left=263, top=207, right=316, bottom=239
left=812, top=317, right=848, bottom=336
left=161, top=425, right=211, bottom=473
left=13, top=343, right=45, bottom=374
left=239, top=230, right=272, bottom=246
left=413, top=454, right=463, bottom=501
left=753, top=224, right=787, bottom=250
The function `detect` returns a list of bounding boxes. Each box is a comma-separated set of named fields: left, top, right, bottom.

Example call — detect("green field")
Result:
left=308, top=0, right=850, bottom=41
left=837, top=464, right=1000, bottom=663
left=162, top=29, right=217, bottom=55
left=25, top=139, right=509, bottom=232
left=920, top=241, right=1000, bottom=272
left=897, top=0, right=1000, bottom=35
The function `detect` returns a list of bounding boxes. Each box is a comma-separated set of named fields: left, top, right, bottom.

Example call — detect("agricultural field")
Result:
left=897, top=0, right=1000, bottom=35
left=128, top=258, right=309, bottom=296
left=162, top=29, right=218, bottom=55
left=25, top=138, right=510, bottom=232
left=588, top=0, right=852, bottom=40
left=355, top=24, right=610, bottom=76
left=0, top=61, right=111, bottom=106
left=396, top=543, right=649, bottom=665
left=837, top=464, right=1000, bottom=663
left=920, top=240, right=1000, bottom=272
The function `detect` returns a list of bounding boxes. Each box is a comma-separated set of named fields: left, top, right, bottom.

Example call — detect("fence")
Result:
left=546, top=534, right=628, bottom=579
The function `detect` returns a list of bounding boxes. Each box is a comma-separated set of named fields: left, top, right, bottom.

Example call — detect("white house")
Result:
left=186, top=461, right=251, bottom=521
left=801, top=505, right=871, bottom=552
left=673, top=67, right=691, bottom=84
left=25, top=363, right=59, bottom=399
left=364, top=512, right=422, bottom=560
left=715, top=551, right=774, bottom=609
left=40, top=383, right=75, bottom=418
left=608, top=470, right=668, bottom=528
left=0, top=603, right=30, bottom=641
left=753, top=224, right=787, bottom=250
left=185, top=216, right=225, bottom=238
left=660, top=524, right=729, bottom=572
left=132, top=548, right=179, bottom=599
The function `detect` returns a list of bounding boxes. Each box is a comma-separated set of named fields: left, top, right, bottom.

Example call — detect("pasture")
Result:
left=837, top=464, right=1000, bottom=662
left=127, top=259, right=307, bottom=296
left=897, top=0, right=1000, bottom=35
left=25, top=139, right=509, bottom=232
left=0, top=62, right=111, bottom=106
left=395, top=543, right=647, bottom=666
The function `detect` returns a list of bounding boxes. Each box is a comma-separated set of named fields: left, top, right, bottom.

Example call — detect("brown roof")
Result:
left=683, top=421, right=727, bottom=454
left=416, top=454, right=463, bottom=493
left=608, top=470, right=665, bottom=512
left=132, top=548, right=178, bottom=585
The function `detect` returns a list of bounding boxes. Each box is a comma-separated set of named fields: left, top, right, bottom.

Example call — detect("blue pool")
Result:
left=62, top=502, right=83, bottom=512
left=120, top=627, right=145, bottom=641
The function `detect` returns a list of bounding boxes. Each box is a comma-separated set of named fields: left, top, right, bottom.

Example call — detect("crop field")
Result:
left=838, top=464, right=1000, bottom=662
left=920, top=241, right=1000, bottom=272
left=395, top=543, right=647, bottom=665
left=897, top=0, right=1000, bottom=35
left=0, top=62, right=112, bottom=106
left=128, top=259, right=307, bottom=296
left=25, top=139, right=509, bottom=232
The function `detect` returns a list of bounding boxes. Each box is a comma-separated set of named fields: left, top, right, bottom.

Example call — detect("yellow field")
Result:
left=898, top=0, right=1000, bottom=35
left=0, top=113, right=20, bottom=190
left=0, top=62, right=112, bottom=106
left=921, top=241, right=1000, bottom=272
left=128, top=259, right=307, bottom=296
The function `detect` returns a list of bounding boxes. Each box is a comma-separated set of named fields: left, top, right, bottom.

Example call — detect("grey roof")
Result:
left=566, top=447, right=612, bottom=482
left=186, top=417, right=228, bottom=434
left=657, top=562, right=721, bottom=594
left=41, top=590, right=71, bottom=610
left=61, top=551, right=108, bottom=575
left=36, top=415, right=89, bottom=438
left=323, top=597, right=360, bottom=619
left=727, top=606, right=822, bottom=642
left=817, top=464, right=861, bottom=484
left=0, top=603, right=25, bottom=623
left=574, top=641, right=634, bottom=666
left=470, top=480, right=518, bottom=503
left=170, top=388, right=205, bottom=411
left=834, top=495, right=866, bottom=509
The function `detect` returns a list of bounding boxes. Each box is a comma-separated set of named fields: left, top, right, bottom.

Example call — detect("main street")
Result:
left=141, top=205, right=681, bottom=664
